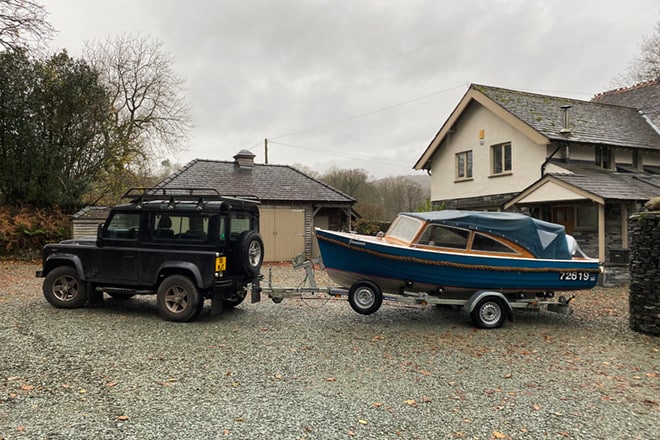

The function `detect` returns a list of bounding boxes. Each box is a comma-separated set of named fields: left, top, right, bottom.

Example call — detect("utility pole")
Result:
left=264, top=138, right=268, bottom=164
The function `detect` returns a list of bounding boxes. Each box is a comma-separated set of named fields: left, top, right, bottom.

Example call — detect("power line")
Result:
left=268, top=140, right=412, bottom=169
left=269, top=83, right=467, bottom=140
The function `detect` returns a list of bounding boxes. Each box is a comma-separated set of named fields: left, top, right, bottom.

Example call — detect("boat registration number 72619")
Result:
left=559, top=272, right=592, bottom=281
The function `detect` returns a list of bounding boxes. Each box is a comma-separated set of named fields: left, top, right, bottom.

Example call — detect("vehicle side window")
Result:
left=471, top=233, right=517, bottom=254
left=151, top=214, right=209, bottom=242
left=418, top=225, right=469, bottom=249
left=103, top=213, right=141, bottom=240
left=229, top=213, right=252, bottom=240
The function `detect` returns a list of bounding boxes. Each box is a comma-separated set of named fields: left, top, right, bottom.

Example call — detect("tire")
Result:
left=157, top=275, right=203, bottom=322
left=470, top=297, right=508, bottom=329
left=236, top=231, right=264, bottom=276
left=348, top=281, right=383, bottom=315
left=43, top=266, right=88, bottom=308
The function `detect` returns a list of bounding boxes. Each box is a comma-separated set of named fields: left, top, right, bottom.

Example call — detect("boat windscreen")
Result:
left=387, top=215, right=423, bottom=242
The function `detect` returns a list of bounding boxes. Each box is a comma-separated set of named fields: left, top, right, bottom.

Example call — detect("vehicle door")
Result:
left=95, top=211, right=142, bottom=283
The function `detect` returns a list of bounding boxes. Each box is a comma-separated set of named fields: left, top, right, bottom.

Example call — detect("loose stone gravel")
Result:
left=0, top=261, right=658, bottom=439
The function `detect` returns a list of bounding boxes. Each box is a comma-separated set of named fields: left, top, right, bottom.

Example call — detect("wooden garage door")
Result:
left=260, top=208, right=305, bottom=261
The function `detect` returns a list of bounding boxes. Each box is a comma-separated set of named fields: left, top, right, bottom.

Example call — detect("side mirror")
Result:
left=97, top=223, right=104, bottom=244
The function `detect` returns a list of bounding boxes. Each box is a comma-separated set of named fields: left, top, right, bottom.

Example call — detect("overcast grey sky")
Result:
left=41, top=0, right=659, bottom=179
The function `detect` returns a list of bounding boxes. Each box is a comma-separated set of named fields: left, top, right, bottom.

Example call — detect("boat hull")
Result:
left=315, top=229, right=600, bottom=295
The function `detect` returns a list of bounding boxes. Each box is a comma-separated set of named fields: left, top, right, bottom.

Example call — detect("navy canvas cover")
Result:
left=404, top=210, right=571, bottom=260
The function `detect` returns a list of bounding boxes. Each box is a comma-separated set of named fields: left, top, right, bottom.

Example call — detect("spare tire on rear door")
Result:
left=236, top=230, right=264, bottom=276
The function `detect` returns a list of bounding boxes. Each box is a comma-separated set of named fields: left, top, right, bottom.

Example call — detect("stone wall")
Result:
left=628, top=211, right=660, bottom=335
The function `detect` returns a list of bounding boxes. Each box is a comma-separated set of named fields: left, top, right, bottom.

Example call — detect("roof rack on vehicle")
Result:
left=121, top=187, right=260, bottom=205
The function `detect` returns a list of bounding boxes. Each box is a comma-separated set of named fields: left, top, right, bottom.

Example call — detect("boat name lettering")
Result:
left=559, top=272, right=592, bottom=281
left=349, top=239, right=366, bottom=246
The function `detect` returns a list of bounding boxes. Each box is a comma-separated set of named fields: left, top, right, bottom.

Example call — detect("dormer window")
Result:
left=595, top=146, right=613, bottom=169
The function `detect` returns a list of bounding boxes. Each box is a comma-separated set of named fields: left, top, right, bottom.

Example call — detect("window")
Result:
left=229, top=213, right=254, bottom=240
left=491, top=142, right=512, bottom=175
left=387, top=215, right=424, bottom=242
left=471, top=233, right=516, bottom=254
left=418, top=225, right=469, bottom=249
left=632, top=150, right=640, bottom=169
left=595, top=146, right=612, bottom=169
left=576, top=206, right=597, bottom=230
left=151, top=214, right=209, bottom=241
left=103, top=213, right=141, bottom=239
left=456, top=150, right=473, bottom=180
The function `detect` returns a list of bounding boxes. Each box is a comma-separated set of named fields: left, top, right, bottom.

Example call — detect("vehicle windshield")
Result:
left=386, top=215, right=423, bottom=242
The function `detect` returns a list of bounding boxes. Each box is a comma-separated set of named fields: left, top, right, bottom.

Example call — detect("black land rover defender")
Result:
left=36, top=188, right=264, bottom=322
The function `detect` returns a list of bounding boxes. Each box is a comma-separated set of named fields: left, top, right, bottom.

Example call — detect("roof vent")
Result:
left=234, top=149, right=256, bottom=169
left=560, top=105, right=572, bottom=134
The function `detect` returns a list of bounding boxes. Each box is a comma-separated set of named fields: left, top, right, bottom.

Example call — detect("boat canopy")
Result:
left=403, top=210, right=572, bottom=260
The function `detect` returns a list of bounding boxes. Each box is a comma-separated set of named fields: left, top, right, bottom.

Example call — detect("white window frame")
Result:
left=491, top=142, right=512, bottom=176
left=455, top=150, right=473, bottom=181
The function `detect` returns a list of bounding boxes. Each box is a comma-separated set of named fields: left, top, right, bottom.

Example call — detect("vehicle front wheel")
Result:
left=157, top=275, right=203, bottom=322
left=470, top=297, right=508, bottom=329
left=43, top=266, right=88, bottom=308
left=348, top=281, right=383, bottom=315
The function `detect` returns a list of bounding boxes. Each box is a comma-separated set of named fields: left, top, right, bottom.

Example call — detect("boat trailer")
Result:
left=257, top=255, right=575, bottom=329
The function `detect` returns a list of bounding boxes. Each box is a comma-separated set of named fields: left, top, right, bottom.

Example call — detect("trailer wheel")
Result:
left=157, top=275, right=203, bottom=322
left=471, top=296, right=507, bottom=329
left=348, top=281, right=383, bottom=315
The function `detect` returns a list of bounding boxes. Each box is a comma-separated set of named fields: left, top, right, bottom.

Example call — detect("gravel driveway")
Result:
left=1, top=261, right=658, bottom=439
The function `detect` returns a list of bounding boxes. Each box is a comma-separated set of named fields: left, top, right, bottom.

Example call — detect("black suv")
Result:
left=37, top=188, right=264, bottom=322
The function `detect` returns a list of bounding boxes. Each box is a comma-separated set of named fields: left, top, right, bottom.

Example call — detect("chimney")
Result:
left=233, top=150, right=256, bottom=169
left=560, top=105, right=572, bottom=134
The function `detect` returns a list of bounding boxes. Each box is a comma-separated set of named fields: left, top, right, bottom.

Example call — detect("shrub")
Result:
left=353, top=220, right=391, bottom=235
left=0, top=205, right=71, bottom=260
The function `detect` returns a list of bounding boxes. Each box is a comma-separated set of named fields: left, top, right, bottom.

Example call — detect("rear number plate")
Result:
left=215, top=256, right=226, bottom=271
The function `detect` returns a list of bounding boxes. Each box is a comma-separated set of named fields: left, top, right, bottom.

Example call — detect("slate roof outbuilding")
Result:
left=154, top=158, right=355, bottom=204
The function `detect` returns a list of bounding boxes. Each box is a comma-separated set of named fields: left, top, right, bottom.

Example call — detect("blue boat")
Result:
left=315, top=210, right=601, bottom=328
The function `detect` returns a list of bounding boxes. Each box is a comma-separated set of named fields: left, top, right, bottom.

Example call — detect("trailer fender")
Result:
left=464, top=291, right=513, bottom=322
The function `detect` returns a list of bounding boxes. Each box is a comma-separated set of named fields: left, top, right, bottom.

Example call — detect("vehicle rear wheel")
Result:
left=157, top=275, right=202, bottom=322
left=348, top=281, right=383, bottom=315
left=43, top=266, right=88, bottom=308
left=470, top=297, right=507, bottom=329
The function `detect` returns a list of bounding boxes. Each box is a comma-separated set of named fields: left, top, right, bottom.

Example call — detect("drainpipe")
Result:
left=541, top=145, right=562, bottom=177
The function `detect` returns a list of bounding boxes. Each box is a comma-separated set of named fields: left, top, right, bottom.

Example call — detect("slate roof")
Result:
left=473, top=84, right=660, bottom=151
left=592, top=79, right=660, bottom=130
left=547, top=160, right=660, bottom=201
left=154, top=159, right=355, bottom=204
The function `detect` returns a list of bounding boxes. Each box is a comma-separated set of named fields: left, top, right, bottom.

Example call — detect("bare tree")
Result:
left=0, top=0, right=53, bottom=51
left=615, top=21, right=660, bottom=85
left=376, top=176, right=428, bottom=220
left=84, top=34, right=191, bottom=169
